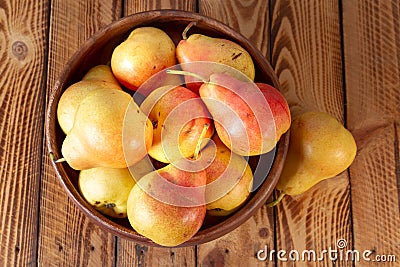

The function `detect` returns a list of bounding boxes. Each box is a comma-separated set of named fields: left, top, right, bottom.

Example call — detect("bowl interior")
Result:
left=46, top=10, right=289, bottom=247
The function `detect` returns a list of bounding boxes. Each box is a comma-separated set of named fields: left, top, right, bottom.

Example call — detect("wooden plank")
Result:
left=38, top=1, right=121, bottom=266
left=270, top=0, right=353, bottom=266
left=343, top=1, right=400, bottom=265
left=116, top=2, right=198, bottom=267
left=124, top=0, right=196, bottom=14
left=196, top=1, right=275, bottom=266
left=0, top=0, right=48, bottom=266
left=199, top=0, right=270, bottom=56
left=198, top=214, right=275, bottom=266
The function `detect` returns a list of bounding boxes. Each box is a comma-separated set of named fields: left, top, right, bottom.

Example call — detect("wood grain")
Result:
left=199, top=0, right=270, bottom=57
left=115, top=2, right=198, bottom=267
left=343, top=1, right=400, bottom=265
left=197, top=1, right=275, bottom=266
left=270, top=0, right=352, bottom=266
left=271, top=0, right=344, bottom=120
left=38, top=0, right=121, bottom=266
left=0, top=0, right=48, bottom=266
left=116, top=244, right=196, bottom=267
left=198, top=212, right=275, bottom=267
left=124, top=0, right=196, bottom=16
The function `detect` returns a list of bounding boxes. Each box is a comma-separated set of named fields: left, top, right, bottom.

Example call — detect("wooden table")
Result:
left=1, top=0, right=399, bottom=266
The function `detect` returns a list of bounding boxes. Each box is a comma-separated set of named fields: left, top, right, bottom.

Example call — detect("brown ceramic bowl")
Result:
left=45, top=10, right=289, bottom=247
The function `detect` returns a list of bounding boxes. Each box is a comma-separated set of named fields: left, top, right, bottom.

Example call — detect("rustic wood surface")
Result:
left=343, top=1, right=400, bottom=266
left=0, top=1, right=48, bottom=266
left=0, top=0, right=399, bottom=267
left=270, top=1, right=352, bottom=266
left=38, top=1, right=120, bottom=266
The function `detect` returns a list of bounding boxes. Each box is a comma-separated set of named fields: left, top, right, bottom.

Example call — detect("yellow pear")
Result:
left=269, top=112, right=357, bottom=206
left=82, top=64, right=120, bottom=85
left=61, top=88, right=153, bottom=170
left=202, top=136, right=253, bottom=216
left=111, top=27, right=176, bottom=91
left=57, top=65, right=121, bottom=134
left=79, top=167, right=136, bottom=218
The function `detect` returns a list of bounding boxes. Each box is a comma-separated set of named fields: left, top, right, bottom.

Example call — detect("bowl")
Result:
left=45, top=10, right=289, bottom=247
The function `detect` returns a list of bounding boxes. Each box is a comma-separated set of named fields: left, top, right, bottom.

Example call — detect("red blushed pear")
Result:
left=140, top=85, right=214, bottom=163
left=176, top=22, right=255, bottom=94
left=165, top=70, right=282, bottom=156
left=199, top=73, right=290, bottom=156
left=202, top=135, right=254, bottom=216
left=111, top=27, right=176, bottom=91
left=126, top=125, right=209, bottom=247
left=256, top=83, right=291, bottom=143
left=126, top=163, right=207, bottom=247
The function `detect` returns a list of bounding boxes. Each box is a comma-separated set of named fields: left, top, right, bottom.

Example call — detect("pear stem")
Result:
left=193, top=123, right=210, bottom=160
left=55, top=158, right=67, bottom=163
left=165, top=69, right=208, bottom=83
left=266, top=192, right=286, bottom=207
left=50, top=152, right=67, bottom=163
left=182, top=21, right=197, bottom=40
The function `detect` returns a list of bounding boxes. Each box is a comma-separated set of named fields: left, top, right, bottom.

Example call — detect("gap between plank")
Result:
left=36, top=0, right=53, bottom=265
left=113, top=235, right=118, bottom=267
left=394, top=122, right=400, bottom=217
left=338, top=1, right=356, bottom=267
left=114, top=1, right=125, bottom=266
left=268, top=1, right=279, bottom=266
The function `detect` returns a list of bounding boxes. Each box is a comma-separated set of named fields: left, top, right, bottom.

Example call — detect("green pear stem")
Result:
left=55, top=157, right=67, bottom=163
left=193, top=123, right=210, bottom=160
left=165, top=69, right=208, bottom=83
left=182, top=21, right=197, bottom=40
left=50, top=152, right=67, bottom=163
left=266, top=192, right=286, bottom=207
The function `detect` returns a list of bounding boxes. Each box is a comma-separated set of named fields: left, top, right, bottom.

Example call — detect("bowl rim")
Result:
left=45, top=9, right=289, bottom=247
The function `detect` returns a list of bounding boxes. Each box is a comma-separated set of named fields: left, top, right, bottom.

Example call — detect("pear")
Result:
left=257, top=83, right=291, bottom=143
left=268, top=112, right=357, bottom=206
left=202, top=136, right=253, bottom=216
left=57, top=65, right=122, bottom=134
left=165, top=70, right=290, bottom=156
left=198, top=73, right=288, bottom=156
left=176, top=22, right=255, bottom=94
left=82, top=64, right=120, bottom=85
left=61, top=88, right=153, bottom=170
left=140, top=85, right=214, bottom=163
left=111, top=27, right=176, bottom=91
left=79, top=167, right=136, bottom=218
left=127, top=163, right=207, bottom=247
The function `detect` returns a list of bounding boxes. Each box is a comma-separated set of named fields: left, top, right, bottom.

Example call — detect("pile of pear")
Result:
left=54, top=24, right=357, bottom=247
left=54, top=25, right=292, bottom=247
